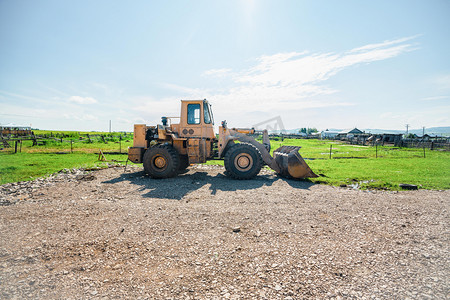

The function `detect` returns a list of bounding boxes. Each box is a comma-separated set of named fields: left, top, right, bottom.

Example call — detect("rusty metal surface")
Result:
left=228, top=130, right=317, bottom=178
left=228, top=129, right=281, bottom=173
left=273, top=146, right=318, bottom=179
left=128, top=147, right=145, bottom=163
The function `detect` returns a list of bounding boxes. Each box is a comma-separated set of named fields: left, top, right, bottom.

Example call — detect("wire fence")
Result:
left=321, top=143, right=431, bottom=160
left=256, top=137, right=443, bottom=160
left=1, top=133, right=133, bottom=154
left=2, top=133, right=448, bottom=161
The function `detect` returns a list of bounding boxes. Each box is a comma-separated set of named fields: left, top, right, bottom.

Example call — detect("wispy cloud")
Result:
left=380, top=104, right=450, bottom=127
left=68, top=96, right=98, bottom=104
left=421, top=95, right=448, bottom=101
left=128, top=96, right=181, bottom=124
left=160, top=83, right=207, bottom=97
left=0, top=90, right=51, bottom=104
left=435, top=74, right=450, bottom=90
left=39, top=85, right=70, bottom=97
left=202, top=36, right=417, bottom=115
left=350, top=35, right=420, bottom=53
left=63, top=113, right=98, bottom=121
left=202, top=68, right=232, bottom=77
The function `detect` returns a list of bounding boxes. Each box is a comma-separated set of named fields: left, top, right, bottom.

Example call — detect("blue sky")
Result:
left=0, top=0, right=449, bottom=132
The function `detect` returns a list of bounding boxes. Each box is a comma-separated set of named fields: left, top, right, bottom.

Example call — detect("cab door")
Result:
left=179, top=100, right=215, bottom=139
left=179, top=101, right=203, bottom=138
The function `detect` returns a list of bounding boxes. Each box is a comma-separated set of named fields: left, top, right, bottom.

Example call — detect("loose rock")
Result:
left=0, top=165, right=448, bottom=299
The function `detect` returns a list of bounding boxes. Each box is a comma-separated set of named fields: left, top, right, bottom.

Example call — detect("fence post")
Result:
left=329, top=145, right=332, bottom=159
left=119, top=136, right=122, bottom=153
left=19, top=140, right=22, bottom=153
left=423, top=146, right=426, bottom=158
left=71, top=139, right=73, bottom=153
left=15, top=140, right=18, bottom=153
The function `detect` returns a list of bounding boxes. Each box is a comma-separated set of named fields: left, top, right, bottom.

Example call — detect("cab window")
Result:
left=204, top=102, right=212, bottom=124
left=187, top=104, right=201, bottom=124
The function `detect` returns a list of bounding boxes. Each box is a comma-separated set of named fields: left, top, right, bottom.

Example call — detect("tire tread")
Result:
left=224, top=143, right=262, bottom=180
left=143, top=144, right=180, bottom=178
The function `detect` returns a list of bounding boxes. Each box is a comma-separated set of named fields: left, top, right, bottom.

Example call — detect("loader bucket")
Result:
left=273, top=146, right=319, bottom=179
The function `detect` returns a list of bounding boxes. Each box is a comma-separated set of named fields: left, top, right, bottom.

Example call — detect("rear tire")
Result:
left=143, top=144, right=180, bottom=178
left=178, top=155, right=190, bottom=172
left=224, top=143, right=262, bottom=179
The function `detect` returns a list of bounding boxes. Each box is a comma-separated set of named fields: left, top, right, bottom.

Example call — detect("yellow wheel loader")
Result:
left=128, top=99, right=318, bottom=180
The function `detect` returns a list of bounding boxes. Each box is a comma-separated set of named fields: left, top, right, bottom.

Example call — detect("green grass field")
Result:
left=1, top=132, right=449, bottom=190
left=3, top=131, right=133, bottom=154
left=207, top=138, right=450, bottom=190
left=0, top=152, right=128, bottom=185
left=14, top=139, right=133, bottom=154
left=304, top=139, right=448, bottom=189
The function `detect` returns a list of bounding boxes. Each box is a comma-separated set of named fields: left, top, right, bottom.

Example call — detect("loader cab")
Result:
left=179, top=99, right=215, bottom=139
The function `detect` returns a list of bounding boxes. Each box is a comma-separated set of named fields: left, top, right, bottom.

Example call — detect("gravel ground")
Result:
left=0, top=165, right=449, bottom=299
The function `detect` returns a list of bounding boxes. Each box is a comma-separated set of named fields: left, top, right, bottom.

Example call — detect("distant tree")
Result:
left=307, top=127, right=318, bottom=135
left=299, top=128, right=307, bottom=134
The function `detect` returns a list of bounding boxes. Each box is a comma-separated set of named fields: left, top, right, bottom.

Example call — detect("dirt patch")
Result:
left=0, top=165, right=448, bottom=299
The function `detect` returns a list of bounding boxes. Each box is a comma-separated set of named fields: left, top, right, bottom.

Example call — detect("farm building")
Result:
left=320, top=130, right=340, bottom=139
left=0, top=124, right=32, bottom=136
left=421, top=134, right=445, bottom=140
left=381, top=133, right=403, bottom=143
left=367, top=133, right=403, bottom=146
left=336, top=128, right=363, bottom=138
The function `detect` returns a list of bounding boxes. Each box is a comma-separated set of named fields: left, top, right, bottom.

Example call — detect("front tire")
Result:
left=143, top=144, right=180, bottom=178
left=178, top=155, right=190, bottom=172
left=224, top=143, right=262, bottom=179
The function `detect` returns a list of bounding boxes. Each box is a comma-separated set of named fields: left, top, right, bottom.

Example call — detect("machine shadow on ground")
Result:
left=103, top=168, right=315, bottom=200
